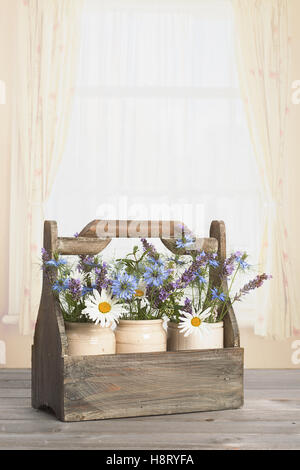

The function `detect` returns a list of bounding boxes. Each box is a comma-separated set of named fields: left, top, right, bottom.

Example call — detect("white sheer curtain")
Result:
left=46, top=0, right=261, bottom=326
left=3, top=0, right=83, bottom=335
left=232, top=0, right=299, bottom=338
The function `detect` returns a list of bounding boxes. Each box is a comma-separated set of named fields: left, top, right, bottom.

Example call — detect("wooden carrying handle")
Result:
left=45, top=219, right=218, bottom=256
left=79, top=220, right=188, bottom=239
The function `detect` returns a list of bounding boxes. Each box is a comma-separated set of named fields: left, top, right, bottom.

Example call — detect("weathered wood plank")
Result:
left=244, top=369, right=300, bottom=389
left=0, top=371, right=31, bottom=381
left=0, top=379, right=31, bottom=389
left=244, top=388, right=300, bottom=400
left=57, top=237, right=111, bottom=255
left=210, top=220, right=240, bottom=348
left=0, top=368, right=30, bottom=374
left=0, top=407, right=299, bottom=423
left=31, top=221, right=65, bottom=420
left=160, top=237, right=218, bottom=254
left=0, top=432, right=299, bottom=450
left=0, top=408, right=55, bottom=421
left=0, top=418, right=299, bottom=436
left=0, top=398, right=31, bottom=408
left=0, top=370, right=300, bottom=450
left=243, top=398, right=300, bottom=411
left=0, top=388, right=31, bottom=398
left=79, top=220, right=187, bottom=238
left=6, top=368, right=297, bottom=386
left=63, top=348, right=243, bottom=422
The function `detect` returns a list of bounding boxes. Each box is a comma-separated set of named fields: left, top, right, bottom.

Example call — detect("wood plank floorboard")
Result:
left=0, top=369, right=299, bottom=450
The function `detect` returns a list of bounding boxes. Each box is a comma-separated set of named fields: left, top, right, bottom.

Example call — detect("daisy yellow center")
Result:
left=98, top=302, right=111, bottom=314
left=135, top=289, right=144, bottom=297
left=191, top=317, right=201, bottom=327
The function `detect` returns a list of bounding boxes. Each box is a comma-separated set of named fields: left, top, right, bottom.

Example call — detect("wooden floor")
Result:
left=0, top=369, right=299, bottom=450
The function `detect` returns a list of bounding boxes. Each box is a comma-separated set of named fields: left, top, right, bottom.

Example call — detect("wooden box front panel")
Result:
left=63, top=348, right=244, bottom=422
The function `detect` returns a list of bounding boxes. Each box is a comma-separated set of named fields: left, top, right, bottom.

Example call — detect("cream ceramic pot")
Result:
left=65, top=321, right=116, bottom=356
left=115, top=319, right=167, bottom=354
left=167, top=321, right=224, bottom=351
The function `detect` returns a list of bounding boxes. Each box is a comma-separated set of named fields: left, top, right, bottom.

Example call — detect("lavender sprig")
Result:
left=77, top=255, right=102, bottom=273
left=183, top=297, right=193, bottom=315
left=234, top=273, right=272, bottom=302
left=179, top=252, right=210, bottom=288
left=41, top=248, right=50, bottom=263
left=140, top=238, right=158, bottom=260
left=95, top=262, right=111, bottom=291
left=222, top=253, right=236, bottom=277
left=68, top=278, right=82, bottom=301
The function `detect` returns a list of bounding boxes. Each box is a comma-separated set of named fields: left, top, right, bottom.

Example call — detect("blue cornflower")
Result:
left=148, top=257, right=164, bottom=267
left=208, top=258, right=219, bottom=268
left=45, top=258, right=67, bottom=267
left=236, top=254, right=249, bottom=270
left=143, top=265, right=170, bottom=287
left=111, top=273, right=138, bottom=300
left=52, top=279, right=69, bottom=293
left=211, top=288, right=225, bottom=302
left=196, top=250, right=206, bottom=260
left=196, top=273, right=207, bottom=284
left=175, top=233, right=195, bottom=249
left=81, top=286, right=93, bottom=296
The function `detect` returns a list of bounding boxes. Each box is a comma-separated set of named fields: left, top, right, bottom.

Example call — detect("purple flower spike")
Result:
left=41, top=248, right=50, bottom=263
left=183, top=297, right=193, bottom=314
left=222, top=253, right=236, bottom=277
left=95, top=263, right=111, bottom=291
left=140, top=238, right=158, bottom=260
left=68, top=278, right=82, bottom=301
left=77, top=255, right=102, bottom=273
left=179, top=255, right=208, bottom=288
left=234, top=273, right=272, bottom=302
left=157, top=281, right=178, bottom=302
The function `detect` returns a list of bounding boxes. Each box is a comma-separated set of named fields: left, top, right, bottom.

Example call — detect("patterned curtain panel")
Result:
left=4, top=0, right=83, bottom=334
left=232, top=0, right=299, bottom=338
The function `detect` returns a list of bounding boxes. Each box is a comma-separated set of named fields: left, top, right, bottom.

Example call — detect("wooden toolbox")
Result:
left=32, top=219, right=243, bottom=422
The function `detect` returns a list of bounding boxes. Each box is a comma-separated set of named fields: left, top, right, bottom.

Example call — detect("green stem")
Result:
left=219, top=265, right=240, bottom=320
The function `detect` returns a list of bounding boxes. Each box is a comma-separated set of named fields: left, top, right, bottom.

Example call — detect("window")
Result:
left=46, top=0, right=261, bottom=326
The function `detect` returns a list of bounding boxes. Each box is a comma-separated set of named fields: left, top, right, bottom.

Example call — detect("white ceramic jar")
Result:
left=65, top=321, right=116, bottom=356
left=167, top=321, right=224, bottom=351
left=115, top=319, right=167, bottom=354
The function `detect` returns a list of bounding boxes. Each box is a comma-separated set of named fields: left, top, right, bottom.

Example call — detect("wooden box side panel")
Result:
left=209, top=220, right=240, bottom=348
left=63, top=348, right=244, bottom=422
left=32, top=221, right=66, bottom=420
left=32, top=281, right=65, bottom=419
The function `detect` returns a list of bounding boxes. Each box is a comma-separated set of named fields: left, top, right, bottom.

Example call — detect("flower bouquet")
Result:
left=164, top=232, right=272, bottom=350
left=41, top=229, right=271, bottom=355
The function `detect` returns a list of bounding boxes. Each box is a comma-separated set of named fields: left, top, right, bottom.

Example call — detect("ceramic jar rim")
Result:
left=118, top=319, right=163, bottom=325
left=64, top=321, right=108, bottom=329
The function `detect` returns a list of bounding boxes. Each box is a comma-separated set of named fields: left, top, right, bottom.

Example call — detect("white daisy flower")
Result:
left=178, top=307, right=213, bottom=337
left=134, top=281, right=147, bottom=299
left=82, top=289, right=123, bottom=328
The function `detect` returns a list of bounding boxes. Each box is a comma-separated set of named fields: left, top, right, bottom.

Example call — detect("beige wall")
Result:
left=0, top=0, right=299, bottom=368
